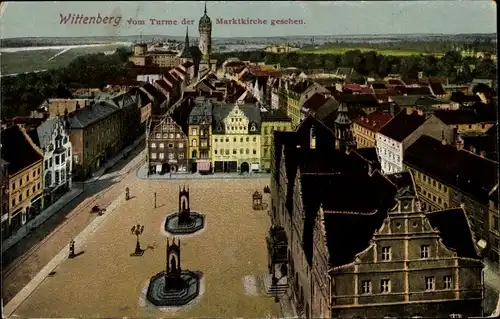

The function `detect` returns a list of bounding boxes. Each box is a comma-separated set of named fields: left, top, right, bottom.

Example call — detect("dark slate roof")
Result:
left=450, top=92, right=481, bottom=104
left=378, top=108, right=427, bottom=142
left=401, top=86, right=433, bottom=95
left=239, top=103, right=262, bottom=134
left=260, top=109, right=291, bottom=122
left=171, top=97, right=195, bottom=135
left=426, top=208, right=479, bottom=259
left=1, top=125, right=43, bottom=175
left=353, top=147, right=380, bottom=165
left=333, top=93, right=380, bottom=108
left=404, top=135, right=498, bottom=202
left=390, top=95, right=436, bottom=107
left=188, top=99, right=214, bottom=125
left=68, top=101, right=120, bottom=129
left=212, top=104, right=234, bottom=134
left=429, top=81, right=446, bottom=95
left=141, top=82, right=166, bottom=104
left=433, top=109, right=494, bottom=125
left=35, top=117, right=62, bottom=149
left=290, top=80, right=314, bottom=95
left=301, top=171, right=397, bottom=267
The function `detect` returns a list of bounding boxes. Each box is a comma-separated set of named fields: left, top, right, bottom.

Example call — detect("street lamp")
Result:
left=130, top=224, right=145, bottom=256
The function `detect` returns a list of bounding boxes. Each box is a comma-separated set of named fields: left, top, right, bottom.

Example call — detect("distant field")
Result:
left=298, top=47, right=444, bottom=57
left=1, top=44, right=126, bottom=75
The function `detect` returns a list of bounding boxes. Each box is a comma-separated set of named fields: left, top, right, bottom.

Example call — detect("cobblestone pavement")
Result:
left=11, top=178, right=280, bottom=318
left=137, top=164, right=271, bottom=180
left=1, top=142, right=145, bottom=305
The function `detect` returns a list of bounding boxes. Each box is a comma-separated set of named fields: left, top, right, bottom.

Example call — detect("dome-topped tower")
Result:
left=198, top=2, right=212, bottom=59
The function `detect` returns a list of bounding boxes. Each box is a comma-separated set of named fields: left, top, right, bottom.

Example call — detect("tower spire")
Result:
left=204, top=1, right=207, bottom=15
left=184, top=26, right=189, bottom=48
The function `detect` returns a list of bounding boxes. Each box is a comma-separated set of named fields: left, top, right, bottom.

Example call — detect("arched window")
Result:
left=191, top=139, right=197, bottom=147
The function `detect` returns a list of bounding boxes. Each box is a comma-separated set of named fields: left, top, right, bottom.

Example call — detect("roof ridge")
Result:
left=18, top=125, right=43, bottom=157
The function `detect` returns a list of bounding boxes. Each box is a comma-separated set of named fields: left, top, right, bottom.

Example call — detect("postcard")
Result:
left=0, top=1, right=498, bottom=318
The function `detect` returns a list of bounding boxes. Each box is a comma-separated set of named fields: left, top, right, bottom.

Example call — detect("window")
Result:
left=233, top=137, right=237, bottom=142
left=12, top=199, right=15, bottom=206
left=159, top=153, right=165, bottom=159
left=425, top=277, right=435, bottom=291
left=178, top=154, right=184, bottom=159
left=191, top=140, right=197, bottom=147
left=18, top=194, right=22, bottom=202
left=55, top=156, right=60, bottom=165
left=156, top=133, right=161, bottom=138
left=253, top=137, right=257, bottom=142
left=44, top=160, right=48, bottom=169
left=494, top=216, right=499, bottom=231
left=214, top=150, right=218, bottom=155
left=26, top=189, right=30, bottom=197
left=420, top=245, right=430, bottom=259
left=215, top=138, right=218, bottom=143
left=361, top=280, right=372, bottom=294
left=444, top=275, right=453, bottom=289
left=233, top=149, right=237, bottom=154
left=32, top=186, right=35, bottom=193
left=168, top=153, right=174, bottom=160
left=159, top=143, right=165, bottom=149
left=246, top=137, right=249, bottom=142
left=168, top=144, right=174, bottom=148
left=246, top=149, right=249, bottom=154
left=178, top=143, right=184, bottom=149
left=380, top=279, right=391, bottom=293
left=151, top=153, right=157, bottom=159
left=225, top=149, right=229, bottom=155
left=26, top=175, right=29, bottom=182
left=253, top=149, right=257, bottom=155
left=381, top=247, right=391, bottom=261
left=151, top=143, right=157, bottom=148
left=191, top=128, right=197, bottom=136
left=449, top=315, right=462, bottom=318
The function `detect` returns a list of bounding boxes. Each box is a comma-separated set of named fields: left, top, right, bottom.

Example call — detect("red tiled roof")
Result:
left=155, top=79, right=172, bottom=93
left=303, top=93, right=331, bottom=111
left=378, top=108, right=427, bottom=142
left=433, top=109, right=493, bottom=125
left=353, top=111, right=393, bottom=132
left=181, top=61, right=194, bottom=69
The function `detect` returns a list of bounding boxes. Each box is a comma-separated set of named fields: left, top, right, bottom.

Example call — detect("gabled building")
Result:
left=1, top=125, right=44, bottom=236
left=211, top=103, right=261, bottom=173
left=269, top=123, right=485, bottom=317
left=260, top=109, right=292, bottom=172
left=286, top=79, right=330, bottom=128
left=353, top=111, right=393, bottom=148
left=404, top=134, right=498, bottom=261
left=29, top=117, right=72, bottom=207
left=147, top=97, right=194, bottom=175
left=188, top=99, right=214, bottom=173
left=376, top=108, right=453, bottom=174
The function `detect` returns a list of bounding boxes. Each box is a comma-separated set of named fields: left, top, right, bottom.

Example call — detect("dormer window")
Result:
left=250, top=123, right=257, bottom=131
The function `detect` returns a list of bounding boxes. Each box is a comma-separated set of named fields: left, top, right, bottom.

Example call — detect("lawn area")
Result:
left=1, top=44, right=127, bottom=75
left=298, top=46, right=444, bottom=57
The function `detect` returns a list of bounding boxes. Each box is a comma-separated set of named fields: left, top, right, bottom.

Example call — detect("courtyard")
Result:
left=11, top=178, right=280, bottom=318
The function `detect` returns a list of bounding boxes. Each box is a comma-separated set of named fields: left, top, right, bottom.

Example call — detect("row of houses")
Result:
left=0, top=86, right=155, bottom=238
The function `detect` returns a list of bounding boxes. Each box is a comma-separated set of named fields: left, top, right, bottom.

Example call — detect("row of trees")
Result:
left=1, top=47, right=133, bottom=119
left=213, top=49, right=497, bottom=82
left=2, top=46, right=496, bottom=119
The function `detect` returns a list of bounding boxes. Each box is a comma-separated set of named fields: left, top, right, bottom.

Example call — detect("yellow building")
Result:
left=187, top=100, right=213, bottom=173
left=404, top=165, right=452, bottom=212
left=352, top=111, right=394, bottom=148
left=211, top=103, right=261, bottom=173
left=285, top=80, right=329, bottom=128
left=1, top=125, right=44, bottom=236
left=260, top=109, right=292, bottom=172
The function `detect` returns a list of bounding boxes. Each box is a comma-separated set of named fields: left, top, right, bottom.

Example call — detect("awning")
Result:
left=198, top=161, right=211, bottom=171
left=251, top=163, right=260, bottom=171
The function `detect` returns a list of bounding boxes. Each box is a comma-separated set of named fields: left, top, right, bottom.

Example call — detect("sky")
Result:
left=0, top=1, right=497, bottom=38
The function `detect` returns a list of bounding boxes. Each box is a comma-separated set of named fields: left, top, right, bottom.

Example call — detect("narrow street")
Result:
left=1, top=141, right=145, bottom=304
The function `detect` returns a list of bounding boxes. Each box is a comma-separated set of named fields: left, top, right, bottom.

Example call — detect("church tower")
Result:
left=334, top=102, right=356, bottom=152
left=198, top=2, right=212, bottom=60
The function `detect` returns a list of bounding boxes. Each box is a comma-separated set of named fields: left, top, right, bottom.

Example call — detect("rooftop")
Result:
left=353, top=111, right=393, bottom=132
left=260, top=109, right=291, bottom=123
left=378, top=108, right=427, bottom=142
left=1, top=125, right=43, bottom=176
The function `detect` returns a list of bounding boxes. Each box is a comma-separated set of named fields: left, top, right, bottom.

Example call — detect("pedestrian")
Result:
left=169, top=170, right=172, bottom=179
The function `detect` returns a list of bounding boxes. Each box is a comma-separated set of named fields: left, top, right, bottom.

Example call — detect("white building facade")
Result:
left=376, top=133, right=403, bottom=174
left=36, top=117, right=73, bottom=206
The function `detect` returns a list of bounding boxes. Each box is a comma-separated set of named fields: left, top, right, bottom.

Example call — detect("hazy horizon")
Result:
left=0, top=1, right=496, bottom=39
